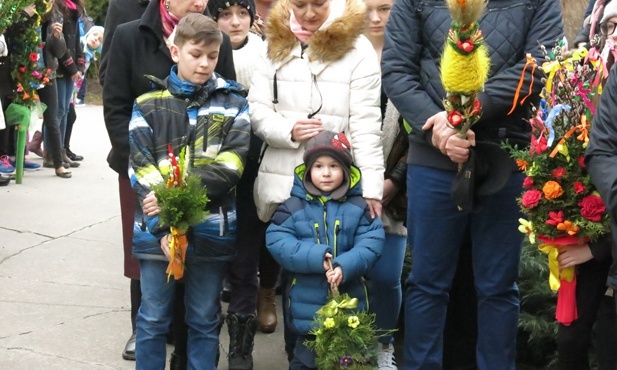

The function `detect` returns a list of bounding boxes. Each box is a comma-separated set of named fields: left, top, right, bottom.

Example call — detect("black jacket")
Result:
left=382, top=0, right=564, bottom=171
left=102, top=0, right=236, bottom=176
left=56, top=8, right=85, bottom=78
left=585, top=63, right=617, bottom=289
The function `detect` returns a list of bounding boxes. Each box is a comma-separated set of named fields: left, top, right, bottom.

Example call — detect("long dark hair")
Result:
left=53, top=0, right=86, bottom=19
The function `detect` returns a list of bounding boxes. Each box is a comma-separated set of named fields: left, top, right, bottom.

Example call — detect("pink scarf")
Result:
left=160, top=0, right=180, bottom=39
left=65, top=0, right=77, bottom=10
left=290, top=11, right=314, bottom=43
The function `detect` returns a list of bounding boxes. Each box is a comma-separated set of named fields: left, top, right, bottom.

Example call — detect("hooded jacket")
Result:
left=382, top=0, right=564, bottom=171
left=102, top=0, right=236, bottom=176
left=129, top=66, right=250, bottom=261
left=248, top=0, right=384, bottom=222
left=267, top=164, right=384, bottom=334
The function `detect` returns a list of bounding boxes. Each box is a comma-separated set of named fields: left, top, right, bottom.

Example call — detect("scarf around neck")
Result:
left=290, top=11, right=314, bottom=43
left=160, top=0, right=180, bottom=39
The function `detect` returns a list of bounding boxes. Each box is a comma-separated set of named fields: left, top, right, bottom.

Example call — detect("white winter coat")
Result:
left=248, top=0, right=384, bottom=222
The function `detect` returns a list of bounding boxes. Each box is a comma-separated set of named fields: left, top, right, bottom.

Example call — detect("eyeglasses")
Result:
left=601, top=21, right=617, bottom=36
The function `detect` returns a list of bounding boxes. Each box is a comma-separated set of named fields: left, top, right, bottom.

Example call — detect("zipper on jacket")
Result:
left=321, top=200, right=330, bottom=247
left=314, top=223, right=321, bottom=244
left=288, top=278, right=297, bottom=309
left=334, top=220, right=341, bottom=258
left=361, top=276, right=370, bottom=311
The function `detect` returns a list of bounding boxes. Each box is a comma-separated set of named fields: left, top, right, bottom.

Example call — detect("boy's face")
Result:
left=171, top=39, right=220, bottom=85
left=309, top=155, right=344, bottom=194
left=217, top=5, right=251, bottom=49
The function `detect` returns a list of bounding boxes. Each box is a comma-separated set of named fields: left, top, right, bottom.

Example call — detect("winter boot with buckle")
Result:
left=226, top=313, right=257, bottom=370
left=27, top=130, right=44, bottom=157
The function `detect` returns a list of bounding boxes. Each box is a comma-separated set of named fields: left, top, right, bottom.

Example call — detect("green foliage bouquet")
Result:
left=151, top=145, right=209, bottom=280
left=306, top=292, right=380, bottom=369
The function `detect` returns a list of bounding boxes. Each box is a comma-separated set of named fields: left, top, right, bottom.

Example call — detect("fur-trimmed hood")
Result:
left=265, top=0, right=367, bottom=64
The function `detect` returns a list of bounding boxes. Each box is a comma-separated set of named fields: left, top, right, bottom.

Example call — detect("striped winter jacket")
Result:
left=267, top=164, right=385, bottom=334
left=128, top=66, right=250, bottom=261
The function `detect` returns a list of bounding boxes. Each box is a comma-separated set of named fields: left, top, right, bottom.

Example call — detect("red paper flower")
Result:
left=457, top=39, right=474, bottom=52
left=447, top=110, right=463, bottom=126
left=471, top=99, right=481, bottom=115
left=573, top=182, right=586, bottom=194
left=530, top=135, right=548, bottom=156
left=545, top=210, right=564, bottom=226
left=552, top=168, right=566, bottom=178
left=29, top=53, right=39, bottom=62
left=578, top=194, right=605, bottom=222
left=18, top=66, right=26, bottom=74
left=578, top=156, right=586, bottom=168
left=522, top=176, right=534, bottom=188
left=522, top=189, right=543, bottom=208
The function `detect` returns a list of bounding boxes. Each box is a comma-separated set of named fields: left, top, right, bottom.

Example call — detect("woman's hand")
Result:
left=51, top=22, right=63, bottom=38
left=557, top=244, right=593, bottom=269
left=71, top=71, right=83, bottom=83
left=365, top=198, right=383, bottom=219
left=143, top=191, right=160, bottom=216
left=160, top=234, right=171, bottom=261
left=381, top=179, right=399, bottom=205
left=291, top=118, right=322, bottom=142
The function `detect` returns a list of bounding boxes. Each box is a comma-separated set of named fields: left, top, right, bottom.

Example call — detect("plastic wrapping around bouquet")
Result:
left=451, top=141, right=513, bottom=211
left=5, top=103, right=31, bottom=184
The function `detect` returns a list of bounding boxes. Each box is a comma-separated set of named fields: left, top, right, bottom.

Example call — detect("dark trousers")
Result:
left=39, top=79, right=64, bottom=168
left=557, top=258, right=617, bottom=370
left=289, top=335, right=317, bottom=370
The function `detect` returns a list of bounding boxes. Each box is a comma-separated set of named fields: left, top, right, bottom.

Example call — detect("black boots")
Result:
left=226, top=313, right=257, bottom=370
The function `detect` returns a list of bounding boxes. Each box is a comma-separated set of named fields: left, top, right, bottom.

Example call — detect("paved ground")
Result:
left=0, top=104, right=286, bottom=369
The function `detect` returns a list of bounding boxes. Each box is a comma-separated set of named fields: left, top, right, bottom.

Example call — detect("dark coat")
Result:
left=382, top=0, right=564, bottom=171
left=585, top=64, right=617, bottom=289
left=102, top=0, right=237, bottom=176
left=56, top=8, right=85, bottom=77
left=267, top=165, right=384, bottom=334
left=0, top=11, right=35, bottom=99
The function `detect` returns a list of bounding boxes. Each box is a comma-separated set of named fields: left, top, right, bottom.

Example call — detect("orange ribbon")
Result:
left=508, top=54, right=536, bottom=115
left=166, top=226, right=188, bottom=281
left=549, top=125, right=577, bottom=158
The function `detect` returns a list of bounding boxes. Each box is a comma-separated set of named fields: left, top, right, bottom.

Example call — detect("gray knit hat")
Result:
left=207, top=0, right=256, bottom=26
left=602, top=0, right=617, bottom=25
left=303, top=131, right=353, bottom=199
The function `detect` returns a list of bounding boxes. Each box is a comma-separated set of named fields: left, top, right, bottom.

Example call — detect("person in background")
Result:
left=101, top=0, right=236, bottom=366
left=208, top=0, right=267, bottom=368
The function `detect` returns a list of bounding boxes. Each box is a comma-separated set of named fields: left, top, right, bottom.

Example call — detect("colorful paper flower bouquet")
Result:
left=507, top=42, right=610, bottom=325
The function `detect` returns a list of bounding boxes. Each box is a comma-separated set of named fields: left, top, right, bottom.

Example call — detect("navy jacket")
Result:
left=382, top=0, right=564, bottom=171
left=267, top=165, right=384, bottom=334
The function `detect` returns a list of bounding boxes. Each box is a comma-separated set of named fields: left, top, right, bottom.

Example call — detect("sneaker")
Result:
left=8, top=157, right=41, bottom=171
left=376, top=343, right=397, bottom=370
left=74, top=99, right=85, bottom=106
left=0, top=155, right=16, bottom=175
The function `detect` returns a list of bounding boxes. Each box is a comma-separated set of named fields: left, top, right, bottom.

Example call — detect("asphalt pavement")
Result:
left=0, top=104, right=286, bottom=370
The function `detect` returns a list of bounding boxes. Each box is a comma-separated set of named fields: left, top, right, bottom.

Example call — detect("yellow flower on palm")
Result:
left=324, top=318, right=336, bottom=329
left=347, top=316, right=360, bottom=329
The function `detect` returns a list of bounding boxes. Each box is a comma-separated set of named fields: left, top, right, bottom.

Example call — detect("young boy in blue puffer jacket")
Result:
left=266, top=130, right=385, bottom=370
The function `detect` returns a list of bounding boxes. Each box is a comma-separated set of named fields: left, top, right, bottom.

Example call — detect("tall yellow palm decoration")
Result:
left=440, top=0, right=490, bottom=137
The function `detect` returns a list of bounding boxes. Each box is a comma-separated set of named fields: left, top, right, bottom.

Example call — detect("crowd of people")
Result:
left=4, top=0, right=617, bottom=368
left=0, top=0, right=104, bottom=182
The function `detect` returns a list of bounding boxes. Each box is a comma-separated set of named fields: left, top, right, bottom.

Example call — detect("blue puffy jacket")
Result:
left=267, top=164, right=385, bottom=334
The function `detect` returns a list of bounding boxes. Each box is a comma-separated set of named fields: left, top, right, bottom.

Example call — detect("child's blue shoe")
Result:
left=8, top=156, right=41, bottom=171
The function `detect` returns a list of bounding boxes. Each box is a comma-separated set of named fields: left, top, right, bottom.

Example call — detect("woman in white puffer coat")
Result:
left=248, top=0, right=384, bottom=223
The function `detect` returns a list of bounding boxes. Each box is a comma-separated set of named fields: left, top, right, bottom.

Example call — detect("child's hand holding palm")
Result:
left=323, top=253, right=343, bottom=290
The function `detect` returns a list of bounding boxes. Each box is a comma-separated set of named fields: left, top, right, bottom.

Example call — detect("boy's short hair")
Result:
left=174, top=13, right=223, bottom=47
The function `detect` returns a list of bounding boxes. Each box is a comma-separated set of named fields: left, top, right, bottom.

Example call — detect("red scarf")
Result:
left=160, top=0, right=180, bottom=39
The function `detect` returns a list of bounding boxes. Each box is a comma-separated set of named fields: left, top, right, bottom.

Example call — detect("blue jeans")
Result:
left=404, top=165, right=524, bottom=370
left=55, top=75, right=73, bottom=146
left=136, top=258, right=226, bottom=370
left=367, top=232, right=406, bottom=344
